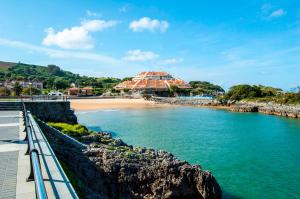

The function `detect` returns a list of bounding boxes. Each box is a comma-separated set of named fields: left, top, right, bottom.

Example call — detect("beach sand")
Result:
left=70, top=98, right=170, bottom=111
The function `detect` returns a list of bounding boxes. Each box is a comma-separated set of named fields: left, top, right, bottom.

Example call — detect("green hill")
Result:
left=0, top=61, right=121, bottom=90
left=0, top=61, right=17, bottom=72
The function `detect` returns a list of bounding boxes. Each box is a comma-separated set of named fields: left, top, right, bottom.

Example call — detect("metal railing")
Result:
left=23, top=103, right=48, bottom=199
left=1, top=95, right=68, bottom=102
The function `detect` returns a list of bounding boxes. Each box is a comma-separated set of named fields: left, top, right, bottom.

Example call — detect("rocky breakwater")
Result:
left=150, top=97, right=221, bottom=107
left=230, top=102, right=300, bottom=118
left=39, top=122, right=222, bottom=199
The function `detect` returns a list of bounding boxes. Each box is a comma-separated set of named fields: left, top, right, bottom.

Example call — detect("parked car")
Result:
left=48, top=91, right=63, bottom=96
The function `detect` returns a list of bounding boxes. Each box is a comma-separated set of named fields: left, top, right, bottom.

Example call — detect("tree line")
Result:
left=0, top=62, right=299, bottom=104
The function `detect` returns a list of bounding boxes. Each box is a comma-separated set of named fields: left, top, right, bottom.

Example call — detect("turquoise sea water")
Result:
left=76, top=107, right=300, bottom=199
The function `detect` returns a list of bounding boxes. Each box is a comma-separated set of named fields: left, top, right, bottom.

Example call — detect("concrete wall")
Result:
left=24, top=101, right=77, bottom=124
left=37, top=120, right=107, bottom=198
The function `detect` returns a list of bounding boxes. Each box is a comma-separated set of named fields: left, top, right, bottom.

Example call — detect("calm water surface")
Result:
left=76, top=107, right=300, bottom=199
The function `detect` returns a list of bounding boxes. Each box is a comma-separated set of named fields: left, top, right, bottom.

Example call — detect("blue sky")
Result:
left=0, top=0, right=299, bottom=90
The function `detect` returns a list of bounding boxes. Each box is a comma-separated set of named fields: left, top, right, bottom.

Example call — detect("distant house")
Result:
left=68, top=87, right=93, bottom=96
left=3, top=81, right=43, bottom=89
left=48, top=91, right=63, bottom=96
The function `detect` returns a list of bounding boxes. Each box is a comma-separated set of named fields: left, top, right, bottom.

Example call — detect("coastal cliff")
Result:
left=38, top=121, right=222, bottom=199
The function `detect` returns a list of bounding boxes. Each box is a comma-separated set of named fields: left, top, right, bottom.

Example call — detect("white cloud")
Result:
left=261, top=4, right=286, bottom=20
left=269, top=9, right=286, bottom=18
left=43, top=27, right=93, bottom=49
left=123, top=49, right=159, bottom=61
left=161, top=58, right=183, bottom=65
left=86, top=10, right=101, bottom=18
left=0, top=37, right=119, bottom=65
left=129, top=17, right=169, bottom=32
left=42, top=19, right=119, bottom=50
left=81, top=20, right=118, bottom=31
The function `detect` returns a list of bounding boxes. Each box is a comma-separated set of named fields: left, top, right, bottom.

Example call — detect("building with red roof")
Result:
left=68, top=87, right=93, bottom=96
left=115, top=72, right=191, bottom=96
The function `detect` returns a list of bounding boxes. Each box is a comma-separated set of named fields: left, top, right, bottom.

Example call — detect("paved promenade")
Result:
left=0, top=109, right=78, bottom=199
left=0, top=111, right=35, bottom=199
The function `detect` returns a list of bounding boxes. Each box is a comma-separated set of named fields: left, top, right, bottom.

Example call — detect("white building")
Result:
left=3, top=81, right=43, bottom=89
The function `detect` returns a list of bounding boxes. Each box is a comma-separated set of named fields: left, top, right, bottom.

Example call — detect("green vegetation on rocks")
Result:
left=47, top=122, right=92, bottom=137
left=224, top=84, right=281, bottom=101
left=47, top=121, right=157, bottom=161
left=223, top=84, right=300, bottom=104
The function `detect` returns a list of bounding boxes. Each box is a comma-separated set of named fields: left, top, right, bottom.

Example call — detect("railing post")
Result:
left=27, top=148, right=39, bottom=181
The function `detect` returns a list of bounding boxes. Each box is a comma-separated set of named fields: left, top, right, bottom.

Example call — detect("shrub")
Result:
left=22, top=86, right=41, bottom=95
left=0, top=87, right=11, bottom=96
left=47, top=122, right=91, bottom=137
left=111, top=88, right=120, bottom=93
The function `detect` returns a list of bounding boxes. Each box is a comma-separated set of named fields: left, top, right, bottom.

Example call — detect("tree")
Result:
left=122, top=77, right=133, bottom=81
left=92, top=88, right=104, bottom=96
left=22, top=86, right=41, bottom=95
left=189, top=81, right=224, bottom=96
left=224, top=84, right=262, bottom=101
left=47, top=65, right=62, bottom=76
left=169, top=85, right=179, bottom=93
left=111, top=88, right=120, bottom=93
left=55, top=78, right=69, bottom=89
left=259, top=85, right=282, bottom=96
left=12, top=82, right=22, bottom=96
left=0, top=87, right=11, bottom=96
left=2, top=62, right=122, bottom=91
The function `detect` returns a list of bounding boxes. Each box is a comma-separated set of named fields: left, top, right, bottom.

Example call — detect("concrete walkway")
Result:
left=0, top=111, right=35, bottom=199
left=0, top=110, right=78, bottom=199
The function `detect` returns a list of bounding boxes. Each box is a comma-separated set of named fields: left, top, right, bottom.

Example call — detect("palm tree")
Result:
left=12, top=82, right=23, bottom=96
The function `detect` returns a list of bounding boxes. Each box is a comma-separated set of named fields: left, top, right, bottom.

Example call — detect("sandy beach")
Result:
left=70, top=98, right=230, bottom=111
left=70, top=98, right=171, bottom=111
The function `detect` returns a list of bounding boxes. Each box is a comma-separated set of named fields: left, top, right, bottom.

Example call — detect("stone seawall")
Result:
left=37, top=120, right=222, bottom=199
left=151, top=97, right=221, bottom=106
left=230, top=102, right=300, bottom=118
left=25, top=101, right=77, bottom=124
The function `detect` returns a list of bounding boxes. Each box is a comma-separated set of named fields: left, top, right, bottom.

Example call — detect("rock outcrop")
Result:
left=150, top=97, right=221, bottom=107
left=150, top=97, right=300, bottom=119
left=38, top=121, right=222, bottom=199
left=230, top=102, right=300, bottom=118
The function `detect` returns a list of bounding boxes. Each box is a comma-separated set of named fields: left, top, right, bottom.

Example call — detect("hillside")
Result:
left=0, top=61, right=17, bottom=72
left=0, top=61, right=121, bottom=90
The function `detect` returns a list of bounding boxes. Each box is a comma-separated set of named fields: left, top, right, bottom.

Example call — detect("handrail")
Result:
left=0, top=95, right=68, bottom=102
left=23, top=103, right=48, bottom=199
